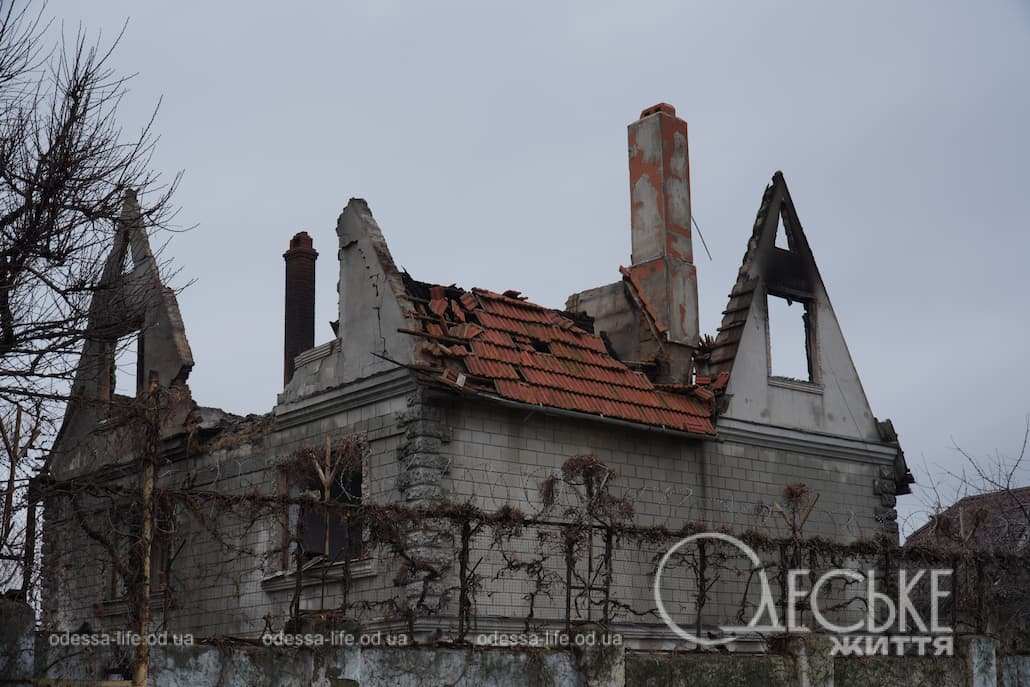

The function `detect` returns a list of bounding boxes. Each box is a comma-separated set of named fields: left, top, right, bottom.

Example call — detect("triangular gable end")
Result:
left=335, top=199, right=418, bottom=381
left=703, top=172, right=880, bottom=442
left=55, top=191, right=195, bottom=462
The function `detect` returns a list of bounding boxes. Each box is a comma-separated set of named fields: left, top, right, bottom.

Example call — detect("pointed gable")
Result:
left=702, top=172, right=881, bottom=441
left=55, top=191, right=195, bottom=461
left=335, top=198, right=419, bottom=380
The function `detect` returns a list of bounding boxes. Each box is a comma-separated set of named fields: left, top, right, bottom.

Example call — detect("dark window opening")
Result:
left=530, top=340, right=550, bottom=353
left=299, top=470, right=362, bottom=562
left=767, top=295, right=815, bottom=382
left=107, top=503, right=172, bottom=600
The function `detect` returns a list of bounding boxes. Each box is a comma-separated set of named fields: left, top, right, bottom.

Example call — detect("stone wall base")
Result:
left=8, top=628, right=1026, bottom=686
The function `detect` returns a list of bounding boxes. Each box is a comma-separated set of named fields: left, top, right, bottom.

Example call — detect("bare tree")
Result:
left=912, top=415, right=1030, bottom=544
left=0, top=8, right=180, bottom=685
left=908, top=415, right=1030, bottom=650
left=0, top=399, right=49, bottom=596
left=0, top=0, right=180, bottom=407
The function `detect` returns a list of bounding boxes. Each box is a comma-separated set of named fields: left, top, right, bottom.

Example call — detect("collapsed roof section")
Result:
left=275, top=104, right=909, bottom=476
left=54, top=194, right=273, bottom=475
left=400, top=278, right=718, bottom=437
left=280, top=197, right=719, bottom=436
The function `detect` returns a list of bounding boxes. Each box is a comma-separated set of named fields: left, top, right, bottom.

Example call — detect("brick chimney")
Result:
left=283, top=231, right=317, bottom=385
left=627, top=103, right=699, bottom=350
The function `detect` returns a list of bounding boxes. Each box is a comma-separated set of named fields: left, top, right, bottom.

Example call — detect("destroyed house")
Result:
left=42, top=104, right=913, bottom=644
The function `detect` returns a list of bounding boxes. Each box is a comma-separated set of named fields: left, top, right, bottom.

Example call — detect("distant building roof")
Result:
left=907, top=485, right=1030, bottom=550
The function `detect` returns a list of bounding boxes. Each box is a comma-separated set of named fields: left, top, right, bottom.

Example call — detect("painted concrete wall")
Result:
left=625, top=652, right=793, bottom=686
left=565, top=281, right=641, bottom=364
left=31, top=641, right=612, bottom=687
left=834, top=656, right=966, bottom=687
left=14, top=627, right=1009, bottom=687
left=723, top=282, right=880, bottom=443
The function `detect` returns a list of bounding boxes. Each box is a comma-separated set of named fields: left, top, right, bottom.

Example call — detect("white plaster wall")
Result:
left=724, top=285, right=880, bottom=442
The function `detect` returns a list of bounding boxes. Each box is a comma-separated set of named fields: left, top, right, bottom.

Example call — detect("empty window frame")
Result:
left=767, top=294, right=816, bottom=382
left=774, top=212, right=792, bottom=250
left=111, top=332, right=144, bottom=398
left=297, top=470, right=363, bottom=563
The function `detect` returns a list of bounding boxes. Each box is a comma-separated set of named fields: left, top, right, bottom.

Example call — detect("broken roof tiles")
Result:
left=402, top=277, right=717, bottom=437
left=705, top=175, right=778, bottom=375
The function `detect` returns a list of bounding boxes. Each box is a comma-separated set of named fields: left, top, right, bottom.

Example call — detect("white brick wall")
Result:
left=43, top=387, right=895, bottom=640
left=435, top=398, right=890, bottom=629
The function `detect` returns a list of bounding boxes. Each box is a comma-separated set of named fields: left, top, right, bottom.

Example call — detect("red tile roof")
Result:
left=402, top=277, right=717, bottom=436
left=906, top=486, right=1030, bottom=551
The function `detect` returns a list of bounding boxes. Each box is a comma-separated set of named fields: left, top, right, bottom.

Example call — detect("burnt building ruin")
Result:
left=42, top=103, right=913, bottom=645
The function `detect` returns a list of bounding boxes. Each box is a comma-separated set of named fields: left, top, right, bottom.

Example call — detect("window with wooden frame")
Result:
left=279, top=436, right=365, bottom=569
left=298, top=470, right=362, bottom=562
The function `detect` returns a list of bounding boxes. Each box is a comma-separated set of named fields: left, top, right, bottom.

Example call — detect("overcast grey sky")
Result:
left=54, top=1, right=1030, bottom=533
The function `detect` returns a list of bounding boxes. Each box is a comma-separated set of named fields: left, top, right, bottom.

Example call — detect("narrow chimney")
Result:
left=627, top=103, right=699, bottom=350
left=283, top=231, right=318, bottom=385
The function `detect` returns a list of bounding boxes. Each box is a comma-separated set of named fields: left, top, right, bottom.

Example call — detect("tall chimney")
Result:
left=627, top=103, right=699, bottom=350
left=283, top=231, right=318, bottom=385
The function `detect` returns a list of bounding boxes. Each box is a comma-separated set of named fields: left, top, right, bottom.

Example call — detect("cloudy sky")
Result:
left=53, top=1, right=1030, bottom=533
